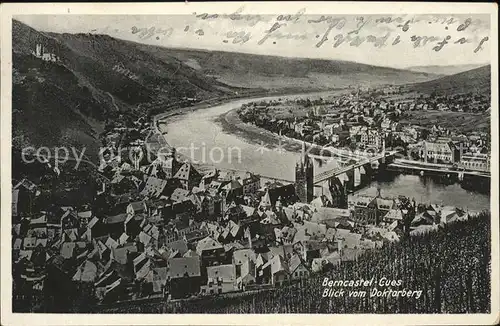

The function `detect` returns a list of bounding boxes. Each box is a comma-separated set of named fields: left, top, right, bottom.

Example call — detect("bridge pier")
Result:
left=312, top=152, right=398, bottom=201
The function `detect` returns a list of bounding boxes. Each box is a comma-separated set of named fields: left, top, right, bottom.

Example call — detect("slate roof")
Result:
left=195, top=236, right=223, bottom=255
left=207, top=264, right=236, bottom=283
left=106, top=214, right=127, bottom=224
left=351, top=195, right=375, bottom=207
left=73, top=260, right=98, bottom=282
left=60, top=242, right=76, bottom=259
left=288, top=254, right=306, bottom=274
left=112, top=243, right=137, bottom=264
left=171, top=188, right=190, bottom=203
left=269, top=254, right=289, bottom=274
left=140, top=177, right=168, bottom=198
left=384, top=209, right=404, bottom=221
left=13, top=238, right=23, bottom=250
left=168, top=257, right=201, bottom=279
left=233, top=249, right=257, bottom=265
left=183, top=249, right=199, bottom=258
left=376, top=198, right=394, bottom=210
left=165, top=239, right=189, bottom=256
left=129, top=201, right=146, bottom=213
left=311, top=207, right=351, bottom=222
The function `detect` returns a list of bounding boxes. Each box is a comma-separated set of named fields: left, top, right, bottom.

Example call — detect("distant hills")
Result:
left=407, top=65, right=491, bottom=95
left=12, top=19, right=445, bottom=160
left=137, top=45, right=439, bottom=90
left=406, top=64, right=488, bottom=76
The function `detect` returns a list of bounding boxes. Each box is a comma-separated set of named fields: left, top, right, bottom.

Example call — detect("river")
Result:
left=158, top=93, right=490, bottom=212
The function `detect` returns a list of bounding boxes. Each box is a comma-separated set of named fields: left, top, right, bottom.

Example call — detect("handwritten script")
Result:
left=88, top=9, right=490, bottom=55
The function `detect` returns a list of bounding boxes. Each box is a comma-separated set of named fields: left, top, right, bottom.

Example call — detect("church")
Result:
left=294, top=143, right=314, bottom=203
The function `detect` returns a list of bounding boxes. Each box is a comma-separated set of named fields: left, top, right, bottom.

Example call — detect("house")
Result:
left=86, top=216, right=106, bottom=241
left=232, top=248, right=257, bottom=266
left=146, top=198, right=170, bottom=220
left=263, top=254, right=289, bottom=286
left=274, top=226, right=297, bottom=245
left=95, top=269, right=123, bottom=302
left=310, top=207, right=351, bottom=224
left=293, top=221, right=327, bottom=243
left=127, top=201, right=146, bottom=218
left=60, top=209, right=79, bottom=230
left=77, top=210, right=92, bottom=228
left=72, top=260, right=98, bottom=283
left=293, top=240, right=322, bottom=263
left=288, top=254, right=309, bottom=280
left=167, top=257, right=202, bottom=299
left=237, top=258, right=256, bottom=289
left=422, top=141, right=459, bottom=163
left=195, top=236, right=225, bottom=266
left=105, top=214, right=127, bottom=237
left=199, top=193, right=216, bottom=216
left=201, top=264, right=237, bottom=295
left=155, top=147, right=182, bottom=178
left=383, top=209, right=404, bottom=222
left=241, top=173, right=261, bottom=196
left=411, top=212, right=435, bottom=227
left=337, top=232, right=362, bottom=250
left=459, top=153, right=490, bottom=171
left=111, top=243, right=138, bottom=264
left=152, top=267, right=168, bottom=294
left=60, top=242, right=76, bottom=259
left=311, top=257, right=332, bottom=273
left=124, top=213, right=146, bottom=238
left=259, top=184, right=299, bottom=209
left=173, top=162, right=202, bottom=190
left=221, top=202, right=247, bottom=223
left=105, top=236, right=119, bottom=250
left=375, top=198, right=395, bottom=223
left=351, top=196, right=376, bottom=224
left=139, top=176, right=169, bottom=198
left=165, top=239, right=189, bottom=256
left=13, top=178, right=40, bottom=217
left=23, top=237, right=37, bottom=250
left=199, top=169, right=220, bottom=188
left=381, top=231, right=400, bottom=242
left=171, top=188, right=190, bottom=203
left=138, top=231, right=153, bottom=247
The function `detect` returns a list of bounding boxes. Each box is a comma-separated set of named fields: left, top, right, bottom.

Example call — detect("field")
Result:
left=399, top=110, right=490, bottom=134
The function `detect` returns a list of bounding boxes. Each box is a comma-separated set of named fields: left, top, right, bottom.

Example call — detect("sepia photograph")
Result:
left=1, top=2, right=498, bottom=325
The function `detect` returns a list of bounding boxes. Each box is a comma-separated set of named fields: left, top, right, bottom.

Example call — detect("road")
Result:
left=391, top=158, right=490, bottom=178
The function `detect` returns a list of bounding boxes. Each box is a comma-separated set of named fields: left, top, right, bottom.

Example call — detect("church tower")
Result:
left=295, top=142, right=314, bottom=203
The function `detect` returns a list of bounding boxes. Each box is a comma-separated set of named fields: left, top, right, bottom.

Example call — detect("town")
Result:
left=11, top=89, right=484, bottom=312
left=238, top=88, right=491, bottom=172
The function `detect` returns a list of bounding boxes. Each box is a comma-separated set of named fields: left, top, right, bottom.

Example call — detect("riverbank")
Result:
left=215, top=89, right=350, bottom=156
left=216, top=108, right=304, bottom=153
left=154, top=88, right=341, bottom=134
left=217, top=105, right=356, bottom=160
left=154, top=89, right=346, bottom=172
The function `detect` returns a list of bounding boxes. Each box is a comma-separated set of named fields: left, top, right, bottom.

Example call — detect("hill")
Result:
left=12, top=20, right=241, bottom=159
left=136, top=45, right=439, bottom=90
left=12, top=20, right=440, bottom=160
left=407, top=65, right=491, bottom=95
left=406, top=64, right=488, bottom=76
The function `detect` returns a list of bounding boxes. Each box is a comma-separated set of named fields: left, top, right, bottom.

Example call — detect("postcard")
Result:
left=1, top=2, right=498, bottom=325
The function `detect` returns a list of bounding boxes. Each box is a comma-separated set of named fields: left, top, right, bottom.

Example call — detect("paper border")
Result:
left=1, top=2, right=498, bottom=325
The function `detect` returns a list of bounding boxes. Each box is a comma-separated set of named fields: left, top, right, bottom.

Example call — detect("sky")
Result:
left=16, top=11, right=492, bottom=69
